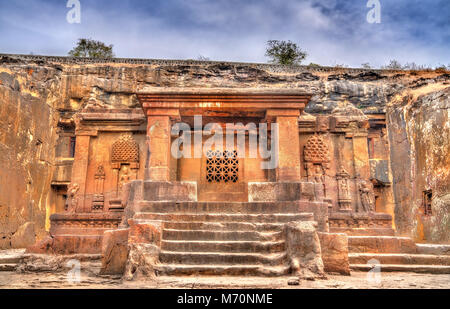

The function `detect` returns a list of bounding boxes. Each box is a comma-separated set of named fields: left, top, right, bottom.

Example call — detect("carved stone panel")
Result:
left=93, top=165, right=106, bottom=211
left=336, top=166, right=352, bottom=212
left=65, top=183, right=80, bottom=213
left=304, top=135, right=330, bottom=197
left=358, top=180, right=375, bottom=212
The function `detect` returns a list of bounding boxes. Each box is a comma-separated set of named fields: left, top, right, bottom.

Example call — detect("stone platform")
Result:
left=27, top=213, right=122, bottom=255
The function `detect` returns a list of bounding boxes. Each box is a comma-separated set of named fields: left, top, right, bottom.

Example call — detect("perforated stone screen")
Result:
left=111, top=136, right=139, bottom=163
left=206, top=150, right=239, bottom=183
left=304, top=135, right=330, bottom=163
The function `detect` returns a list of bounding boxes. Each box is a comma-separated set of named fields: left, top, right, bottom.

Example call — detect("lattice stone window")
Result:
left=304, top=135, right=330, bottom=164
left=111, top=134, right=140, bottom=169
left=206, top=150, right=239, bottom=183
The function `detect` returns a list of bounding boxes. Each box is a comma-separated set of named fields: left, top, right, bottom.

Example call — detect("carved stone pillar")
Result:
left=70, top=134, right=92, bottom=213
left=146, top=109, right=180, bottom=181
left=266, top=109, right=301, bottom=182
left=352, top=133, right=371, bottom=180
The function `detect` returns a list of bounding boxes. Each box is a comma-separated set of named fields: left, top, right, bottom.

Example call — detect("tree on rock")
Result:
left=68, top=38, right=115, bottom=58
left=265, top=40, right=307, bottom=65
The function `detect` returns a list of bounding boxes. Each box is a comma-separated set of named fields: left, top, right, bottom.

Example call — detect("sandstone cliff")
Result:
left=0, top=54, right=448, bottom=247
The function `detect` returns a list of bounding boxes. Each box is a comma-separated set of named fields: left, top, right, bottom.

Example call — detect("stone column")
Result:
left=70, top=133, right=92, bottom=212
left=266, top=109, right=301, bottom=182
left=146, top=109, right=180, bottom=181
left=352, top=133, right=370, bottom=180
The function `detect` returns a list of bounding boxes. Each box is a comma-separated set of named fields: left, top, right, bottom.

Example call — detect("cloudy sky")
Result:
left=0, top=0, right=449, bottom=68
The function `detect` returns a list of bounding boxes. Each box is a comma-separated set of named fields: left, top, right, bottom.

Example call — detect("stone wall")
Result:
left=0, top=54, right=449, bottom=247
left=387, top=86, right=450, bottom=243
left=0, top=63, right=62, bottom=248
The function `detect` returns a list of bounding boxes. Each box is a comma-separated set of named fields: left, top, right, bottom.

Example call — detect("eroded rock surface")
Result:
left=285, top=221, right=325, bottom=279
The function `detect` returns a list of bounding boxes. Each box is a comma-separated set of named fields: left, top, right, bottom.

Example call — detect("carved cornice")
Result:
left=138, top=89, right=312, bottom=119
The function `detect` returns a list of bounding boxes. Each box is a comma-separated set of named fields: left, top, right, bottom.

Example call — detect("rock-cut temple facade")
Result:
left=1, top=54, right=449, bottom=279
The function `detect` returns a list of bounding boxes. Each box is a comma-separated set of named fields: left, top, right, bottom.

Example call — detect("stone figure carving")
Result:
left=313, top=165, right=325, bottom=183
left=358, top=180, right=375, bottom=212
left=304, top=134, right=330, bottom=197
left=118, top=166, right=131, bottom=193
left=94, top=165, right=105, bottom=194
left=111, top=133, right=140, bottom=200
left=66, top=183, right=80, bottom=213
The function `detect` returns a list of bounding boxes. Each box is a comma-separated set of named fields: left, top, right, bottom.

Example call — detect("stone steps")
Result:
left=155, top=264, right=291, bottom=276
left=349, top=253, right=450, bottom=265
left=135, top=198, right=317, bottom=276
left=348, top=236, right=417, bottom=254
left=161, top=240, right=285, bottom=253
left=348, top=239, right=450, bottom=274
left=134, top=212, right=313, bottom=223
left=160, top=251, right=287, bottom=266
left=140, top=205, right=310, bottom=276
left=416, top=244, right=450, bottom=255
left=330, top=227, right=395, bottom=236
left=350, top=264, right=450, bottom=274
left=0, top=250, right=25, bottom=272
left=0, top=264, right=18, bottom=271
left=0, top=256, right=24, bottom=264
left=162, top=229, right=284, bottom=242
left=138, top=201, right=309, bottom=214
left=162, top=221, right=285, bottom=232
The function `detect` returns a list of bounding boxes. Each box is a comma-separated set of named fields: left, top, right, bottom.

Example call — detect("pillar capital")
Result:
left=264, top=109, right=301, bottom=123
left=146, top=108, right=181, bottom=122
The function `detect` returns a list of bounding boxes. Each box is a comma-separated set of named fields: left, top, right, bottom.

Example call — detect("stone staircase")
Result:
left=133, top=201, right=317, bottom=276
left=348, top=236, right=450, bottom=274
left=0, top=249, right=25, bottom=272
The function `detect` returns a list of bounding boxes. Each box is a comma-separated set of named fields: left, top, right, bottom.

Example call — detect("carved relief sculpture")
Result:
left=93, top=165, right=106, bottom=211
left=118, top=165, right=131, bottom=192
left=110, top=134, right=140, bottom=211
left=358, top=180, right=375, bottom=212
left=304, top=134, right=330, bottom=196
left=336, top=166, right=352, bottom=212
left=65, top=183, right=80, bottom=213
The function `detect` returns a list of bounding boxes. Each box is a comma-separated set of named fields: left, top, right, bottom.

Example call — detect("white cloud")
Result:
left=0, top=0, right=448, bottom=68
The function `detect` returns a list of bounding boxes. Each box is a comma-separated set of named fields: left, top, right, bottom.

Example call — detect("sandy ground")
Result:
left=0, top=270, right=449, bottom=289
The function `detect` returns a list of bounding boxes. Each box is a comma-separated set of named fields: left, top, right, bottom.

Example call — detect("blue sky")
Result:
left=0, top=0, right=449, bottom=68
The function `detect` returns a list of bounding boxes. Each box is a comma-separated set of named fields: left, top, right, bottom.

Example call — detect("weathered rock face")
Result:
left=318, top=232, right=350, bottom=275
left=10, top=222, right=36, bottom=249
left=99, top=229, right=129, bottom=275
left=124, top=243, right=159, bottom=281
left=285, top=221, right=325, bottom=279
left=0, top=54, right=449, bottom=246
left=387, top=87, right=450, bottom=243
left=0, top=62, right=61, bottom=249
